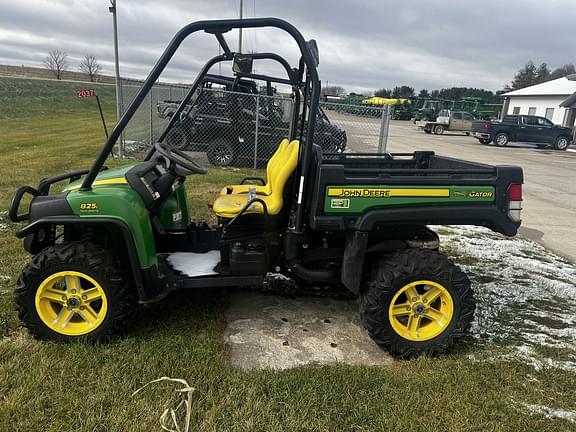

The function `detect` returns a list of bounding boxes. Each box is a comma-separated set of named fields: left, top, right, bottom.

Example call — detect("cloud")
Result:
left=0, top=0, right=573, bottom=92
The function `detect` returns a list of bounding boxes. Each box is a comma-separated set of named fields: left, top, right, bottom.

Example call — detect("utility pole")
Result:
left=238, top=0, right=243, bottom=53
left=109, top=0, right=124, bottom=156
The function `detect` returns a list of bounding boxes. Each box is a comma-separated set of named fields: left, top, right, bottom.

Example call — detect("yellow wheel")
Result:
left=15, top=242, right=136, bottom=342
left=388, top=280, right=454, bottom=342
left=35, top=271, right=108, bottom=336
left=359, top=249, right=475, bottom=358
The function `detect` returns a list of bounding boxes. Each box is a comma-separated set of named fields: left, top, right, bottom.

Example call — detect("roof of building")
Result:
left=502, top=77, right=576, bottom=97
left=561, top=93, right=576, bottom=107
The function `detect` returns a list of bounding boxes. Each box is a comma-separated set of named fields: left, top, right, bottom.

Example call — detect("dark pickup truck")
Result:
left=471, top=115, right=573, bottom=150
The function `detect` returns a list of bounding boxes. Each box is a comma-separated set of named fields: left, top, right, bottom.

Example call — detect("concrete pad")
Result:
left=224, top=291, right=393, bottom=370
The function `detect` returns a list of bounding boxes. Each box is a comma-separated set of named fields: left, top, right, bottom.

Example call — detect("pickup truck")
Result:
left=471, top=115, right=573, bottom=150
left=417, top=110, right=476, bottom=135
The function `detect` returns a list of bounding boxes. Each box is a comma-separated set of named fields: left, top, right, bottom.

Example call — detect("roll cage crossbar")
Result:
left=80, top=17, right=320, bottom=233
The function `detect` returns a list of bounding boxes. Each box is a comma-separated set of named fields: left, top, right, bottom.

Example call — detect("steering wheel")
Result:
left=154, top=142, right=207, bottom=176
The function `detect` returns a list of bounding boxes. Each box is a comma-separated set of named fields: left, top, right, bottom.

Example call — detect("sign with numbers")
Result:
left=75, top=88, right=96, bottom=98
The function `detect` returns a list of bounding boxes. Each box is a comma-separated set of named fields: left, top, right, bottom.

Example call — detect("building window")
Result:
left=528, top=107, right=537, bottom=116
left=545, top=108, right=555, bottom=121
left=512, top=106, right=520, bottom=115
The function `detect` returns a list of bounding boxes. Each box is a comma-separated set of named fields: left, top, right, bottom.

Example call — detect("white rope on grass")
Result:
left=132, top=376, right=195, bottom=432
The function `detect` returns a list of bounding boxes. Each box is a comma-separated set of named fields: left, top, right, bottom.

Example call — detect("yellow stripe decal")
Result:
left=66, top=177, right=128, bottom=191
left=327, top=188, right=450, bottom=198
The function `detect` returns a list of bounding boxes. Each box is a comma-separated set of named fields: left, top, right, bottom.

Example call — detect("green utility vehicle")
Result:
left=9, top=18, right=524, bottom=358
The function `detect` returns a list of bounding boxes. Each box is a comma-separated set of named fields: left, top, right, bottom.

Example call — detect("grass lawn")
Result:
left=1, top=78, right=575, bottom=431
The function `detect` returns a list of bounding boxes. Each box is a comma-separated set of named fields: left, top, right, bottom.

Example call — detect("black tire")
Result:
left=15, top=242, right=136, bottom=342
left=493, top=132, right=509, bottom=147
left=165, top=125, right=189, bottom=151
left=433, top=125, right=445, bottom=135
left=207, top=138, right=237, bottom=167
left=553, top=135, right=570, bottom=151
left=479, top=138, right=492, bottom=145
left=359, top=249, right=475, bottom=358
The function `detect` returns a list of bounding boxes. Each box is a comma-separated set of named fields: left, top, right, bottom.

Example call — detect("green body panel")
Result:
left=157, top=186, right=189, bottom=231
left=323, top=185, right=496, bottom=214
left=65, top=164, right=156, bottom=269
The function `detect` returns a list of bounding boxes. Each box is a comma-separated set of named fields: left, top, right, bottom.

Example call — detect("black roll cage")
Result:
left=80, top=17, right=320, bottom=233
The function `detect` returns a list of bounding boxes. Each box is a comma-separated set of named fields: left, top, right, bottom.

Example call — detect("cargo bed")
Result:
left=310, top=151, right=523, bottom=236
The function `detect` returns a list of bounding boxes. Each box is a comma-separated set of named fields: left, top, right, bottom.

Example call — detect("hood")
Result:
left=64, top=164, right=137, bottom=191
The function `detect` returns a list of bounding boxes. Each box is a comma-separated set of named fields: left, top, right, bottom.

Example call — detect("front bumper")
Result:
left=472, top=132, right=491, bottom=140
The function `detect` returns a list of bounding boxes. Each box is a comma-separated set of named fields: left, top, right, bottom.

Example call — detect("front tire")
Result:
left=15, top=242, right=136, bottom=342
left=359, top=249, right=475, bottom=358
left=554, top=135, right=569, bottom=151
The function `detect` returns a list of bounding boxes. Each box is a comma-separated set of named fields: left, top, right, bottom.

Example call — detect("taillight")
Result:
left=507, top=183, right=522, bottom=222
left=483, top=122, right=490, bottom=131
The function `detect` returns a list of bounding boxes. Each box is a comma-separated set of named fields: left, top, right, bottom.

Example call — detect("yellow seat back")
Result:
left=266, top=138, right=290, bottom=182
left=265, top=139, right=300, bottom=214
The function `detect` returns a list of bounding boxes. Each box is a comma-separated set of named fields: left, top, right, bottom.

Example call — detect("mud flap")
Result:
left=341, top=231, right=368, bottom=294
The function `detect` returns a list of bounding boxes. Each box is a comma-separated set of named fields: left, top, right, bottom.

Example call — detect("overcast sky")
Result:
left=0, top=0, right=574, bottom=93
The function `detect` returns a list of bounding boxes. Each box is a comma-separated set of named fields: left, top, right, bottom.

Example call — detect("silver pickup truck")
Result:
left=417, top=110, right=476, bottom=135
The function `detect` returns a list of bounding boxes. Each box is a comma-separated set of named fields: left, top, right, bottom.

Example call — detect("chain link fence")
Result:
left=119, top=78, right=391, bottom=167
left=319, top=102, right=391, bottom=153
left=0, top=75, right=391, bottom=169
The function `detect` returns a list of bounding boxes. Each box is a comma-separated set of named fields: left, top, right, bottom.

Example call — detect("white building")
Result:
left=501, top=76, right=576, bottom=127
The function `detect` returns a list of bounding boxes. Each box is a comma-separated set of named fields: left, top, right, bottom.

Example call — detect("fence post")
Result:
left=377, top=105, right=391, bottom=153
left=118, top=78, right=125, bottom=159
left=253, top=93, right=260, bottom=169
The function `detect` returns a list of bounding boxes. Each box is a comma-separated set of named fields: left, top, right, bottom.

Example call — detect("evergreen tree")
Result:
left=508, top=61, right=538, bottom=90
left=535, top=62, right=551, bottom=83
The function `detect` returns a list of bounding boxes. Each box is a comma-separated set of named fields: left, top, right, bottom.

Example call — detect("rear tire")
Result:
left=359, top=249, right=475, bottom=358
left=433, top=125, right=445, bottom=135
left=479, top=138, right=492, bottom=145
left=554, top=135, right=570, bottom=151
left=15, top=242, right=136, bottom=342
left=207, top=138, right=237, bottom=167
left=165, top=125, right=189, bottom=150
left=494, top=132, right=509, bottom=147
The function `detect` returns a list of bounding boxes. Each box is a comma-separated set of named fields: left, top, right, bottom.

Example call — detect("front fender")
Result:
left=65, top=186, right=156, bottom=269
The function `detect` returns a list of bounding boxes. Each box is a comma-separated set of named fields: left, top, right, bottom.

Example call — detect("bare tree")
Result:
left=79, top=54, right=103, bottom=82
left=43, top=49, right=68, bottom=80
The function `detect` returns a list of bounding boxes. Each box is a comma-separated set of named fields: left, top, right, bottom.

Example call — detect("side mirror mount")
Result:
left=232, top=54, right=253, bottom=75
left=307, top=40, right=319, bottom=66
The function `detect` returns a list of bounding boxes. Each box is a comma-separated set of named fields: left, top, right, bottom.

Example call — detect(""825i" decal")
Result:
left=79, top=202, right=98, bottom=211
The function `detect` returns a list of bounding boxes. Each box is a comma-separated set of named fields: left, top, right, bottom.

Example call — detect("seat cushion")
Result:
left=212, top=193, right=266, bottom=219
left=219, top=184, right=270, bottom=196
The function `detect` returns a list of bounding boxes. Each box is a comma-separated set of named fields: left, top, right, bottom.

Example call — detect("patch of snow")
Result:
left=512, top=399, right=576, bottom=423
left=167, top=251, right=220, bottom=277
left=436, top=225, right=576, bottom=371
left=0, top=210, right=8, bottom=232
